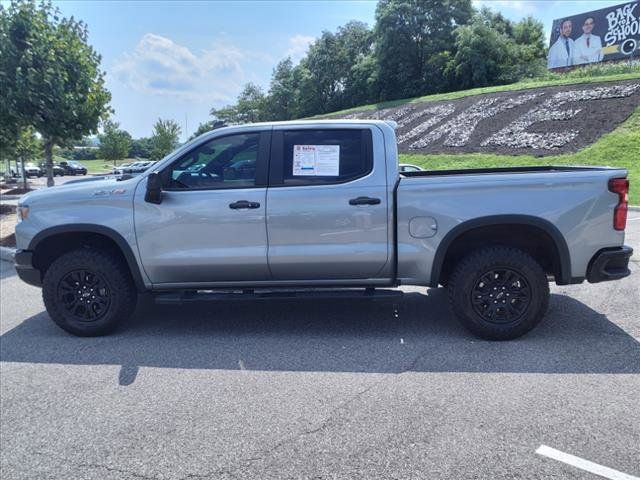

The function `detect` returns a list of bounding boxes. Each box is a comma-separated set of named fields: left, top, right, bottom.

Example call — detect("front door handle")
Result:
left=349, top=196, right=381, bottom=206
left=229, top=200, right=260, bottom=210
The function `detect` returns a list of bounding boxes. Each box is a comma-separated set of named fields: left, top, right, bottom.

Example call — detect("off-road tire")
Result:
left=447, top=246, right=549, bottom=340
left=42, top=248, right=137, bottom=336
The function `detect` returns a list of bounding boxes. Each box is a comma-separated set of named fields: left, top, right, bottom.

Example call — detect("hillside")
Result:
left=327, top=73, right=640, bottom=203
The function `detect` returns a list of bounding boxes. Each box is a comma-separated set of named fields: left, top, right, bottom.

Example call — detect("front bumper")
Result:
left=14, top=250, right=42, bottom=287
left=586, top=246, right=633, bottom=283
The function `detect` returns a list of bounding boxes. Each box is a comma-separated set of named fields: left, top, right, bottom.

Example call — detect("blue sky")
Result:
left=48, top=0, right=625, bottom=140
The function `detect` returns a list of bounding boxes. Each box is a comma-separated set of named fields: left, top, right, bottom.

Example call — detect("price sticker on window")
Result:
left=293, top=145, right=340, bottom=176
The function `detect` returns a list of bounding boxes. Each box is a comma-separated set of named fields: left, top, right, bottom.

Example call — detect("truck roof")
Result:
left=201, top=119, right=395, bottom=135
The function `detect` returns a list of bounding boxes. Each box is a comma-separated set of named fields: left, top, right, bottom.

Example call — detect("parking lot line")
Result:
left=536, top=445, right=640, bottom=480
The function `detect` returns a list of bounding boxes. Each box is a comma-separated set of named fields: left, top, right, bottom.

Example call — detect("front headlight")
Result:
left=17, top=205, right=29, bottom=221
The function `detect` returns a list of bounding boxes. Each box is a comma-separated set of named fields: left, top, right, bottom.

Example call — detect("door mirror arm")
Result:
left=145, top=171, right=163, bottom=204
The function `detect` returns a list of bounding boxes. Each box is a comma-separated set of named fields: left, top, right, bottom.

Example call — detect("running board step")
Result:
left=154, top=288, right=403, bottom=305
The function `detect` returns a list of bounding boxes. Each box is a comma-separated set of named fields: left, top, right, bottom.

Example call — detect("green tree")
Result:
left=347, top=53, right=379, bottom=108
left=150, top=119, right=181, bottom=160
left=234, top=83, right=268, bottom=123
left=449, top=15, right=517, bottom=89
left=188, top=120, right=226, bottom=141
left=448, top=9, right=547, bottom=89
left=2, top=0, right=111, bottom=186
left=128, top=137, right=153, bottom=159
left=210, top=83, right=267, bottom=125
left=295, top=21, right=374, bottom=115
left=266, top=58, right=297, bottom=120
left=512, top=16, right=547, bottom=78
left=335, top=21, right=375, bottom=108
left=0, top=3, right=22, bottom=167
left=374, top=0, right=473, bottom=100
left=98, top=120, right=131, bottom=164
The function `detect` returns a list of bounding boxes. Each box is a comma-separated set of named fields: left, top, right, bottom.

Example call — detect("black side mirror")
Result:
left=145, top=171, right=163, bottom=204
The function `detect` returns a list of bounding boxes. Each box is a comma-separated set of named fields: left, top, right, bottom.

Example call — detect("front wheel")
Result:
left=42, top=248, right=137, bottom=336
left=447, top=247, right=549, bottom=340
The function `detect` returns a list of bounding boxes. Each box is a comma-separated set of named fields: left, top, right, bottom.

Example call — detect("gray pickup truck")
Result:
left=14, top=120, right=633, bottom=339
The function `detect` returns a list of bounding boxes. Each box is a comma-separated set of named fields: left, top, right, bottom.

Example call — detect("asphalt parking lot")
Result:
left=1, top=216, right=639, bottom=479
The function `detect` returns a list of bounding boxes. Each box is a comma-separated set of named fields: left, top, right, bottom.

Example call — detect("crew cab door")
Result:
left=134, top=130, right=271, bottom=285
left=266, top=126, right=391, bottom=280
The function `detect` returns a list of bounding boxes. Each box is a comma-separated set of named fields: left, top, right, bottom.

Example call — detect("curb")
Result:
left=629, top=205, right=640, bottom=212
left=0, top=246, right=16, bottom=263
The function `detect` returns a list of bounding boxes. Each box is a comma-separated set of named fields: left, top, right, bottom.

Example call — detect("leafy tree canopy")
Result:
left=1, top=0, right=111, bottom=186
left=98, top=120, right=132, bottom=163
left=150, top=118, right=181, bottom=160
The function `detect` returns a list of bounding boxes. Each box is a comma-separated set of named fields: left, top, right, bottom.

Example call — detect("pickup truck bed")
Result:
left=400, top=165, right=610, bottom=177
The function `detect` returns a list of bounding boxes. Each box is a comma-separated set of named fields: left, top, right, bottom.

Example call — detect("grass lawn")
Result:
left=400, top=107, right=640, bottom=205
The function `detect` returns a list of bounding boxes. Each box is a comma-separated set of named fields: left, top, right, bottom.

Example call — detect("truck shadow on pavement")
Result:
left=1, top=289, right=639, bottom=385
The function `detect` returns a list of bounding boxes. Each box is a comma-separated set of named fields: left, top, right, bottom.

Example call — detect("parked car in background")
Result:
left=123, top=160, right=155, bottom=174
left=399, top=163, right=423, bottom=172
left=59, top=161, right=88, bottom=176
left=52, top=164, right=65, bottom=176
left=38, top=162, right=66, bottom=177
left=22, top=163, right=42, bottom=177
left=112, top=162, right=134, bottom=175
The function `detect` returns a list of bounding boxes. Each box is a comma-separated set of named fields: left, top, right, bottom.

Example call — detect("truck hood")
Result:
left=19, top=176, right=142, bottom=206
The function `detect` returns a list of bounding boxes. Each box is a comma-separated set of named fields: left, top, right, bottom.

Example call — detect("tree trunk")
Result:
left=20, top=156, right=27, bottom=190
left=45, top=140, right=55, bottom=187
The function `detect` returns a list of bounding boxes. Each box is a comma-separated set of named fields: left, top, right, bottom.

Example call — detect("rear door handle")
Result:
left=349, top=196, right=381, bottom=206
left=229, top=200, right=260, bottom=210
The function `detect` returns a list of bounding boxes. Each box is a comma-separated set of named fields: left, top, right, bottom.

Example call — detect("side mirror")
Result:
left=145, top=171, right=163, bottom=204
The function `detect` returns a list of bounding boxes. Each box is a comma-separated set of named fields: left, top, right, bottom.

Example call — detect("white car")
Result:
left=123, top=161, right=155, bottom=174
left=23, top=163, right=42, bottom=177
left=399, top=163, right=423, bottom=173
left=112, top=162, right=134, bottom=175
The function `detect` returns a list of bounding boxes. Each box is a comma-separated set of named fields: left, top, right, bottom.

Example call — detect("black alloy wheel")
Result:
left=471, top=268, right=531, bottom=324
left=57, top=269, right=112, bottom=322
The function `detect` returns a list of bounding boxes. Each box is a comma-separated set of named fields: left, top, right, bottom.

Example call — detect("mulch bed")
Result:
left=2, top=187, right=33, bottom=195
left=0, top=232, right=16, bottom=248
left=1, top=206, right=18, bottom=248
left=331, top=78, right=640, bottom=157
left=0, top=204, right=14, bottom=215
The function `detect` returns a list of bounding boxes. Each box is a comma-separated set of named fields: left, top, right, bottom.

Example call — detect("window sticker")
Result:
left=293, top=145, right=340, bottom=176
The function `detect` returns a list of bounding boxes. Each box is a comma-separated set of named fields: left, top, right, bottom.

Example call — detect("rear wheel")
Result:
left=42, top=248, right=137, bottom=336
left=447, top=247, right=549, bottom=340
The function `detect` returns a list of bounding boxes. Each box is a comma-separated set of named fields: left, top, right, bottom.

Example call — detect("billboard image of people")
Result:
left=548, top=0, right=640, bottom=69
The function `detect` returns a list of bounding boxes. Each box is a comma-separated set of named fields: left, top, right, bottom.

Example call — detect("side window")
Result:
left=279, top=129, right=372, bottom=186
left=164, top=133, right=260, bottom=190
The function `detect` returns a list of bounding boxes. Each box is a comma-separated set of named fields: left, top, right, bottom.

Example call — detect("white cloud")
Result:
left=112, top=33, right=247, bottom=103
left=473, top=0, right=539, bottom=15
left=286, top=34, right=315, bottom=63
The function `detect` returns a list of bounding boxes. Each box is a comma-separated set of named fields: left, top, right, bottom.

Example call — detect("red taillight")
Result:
left=608, top=178, right=629, bottom=231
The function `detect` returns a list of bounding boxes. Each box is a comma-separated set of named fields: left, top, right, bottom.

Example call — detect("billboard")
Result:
left=548, top=0, right=640, bottom=69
